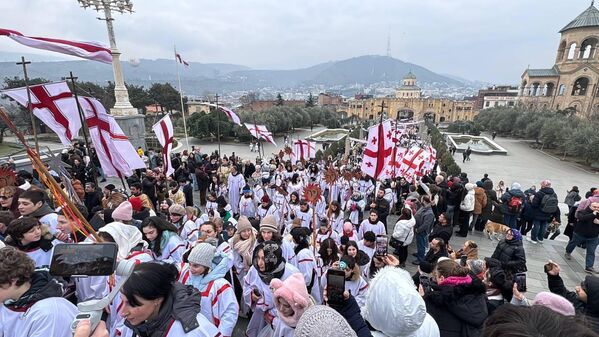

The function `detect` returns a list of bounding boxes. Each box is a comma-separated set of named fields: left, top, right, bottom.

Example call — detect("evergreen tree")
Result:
left=305, top=93, right=315, bottom=107
left=275, top=93, right=284, bottom=106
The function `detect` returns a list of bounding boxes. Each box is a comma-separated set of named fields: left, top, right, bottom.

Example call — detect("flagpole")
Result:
left=174, top=45, right=190, bottom=152
left=64, top=71, right=97, bottom=187
left=215, top=94, right=221, bottom=156
left=16, top=57, right=39, bottom=153
left=254, top=117, right=262, bottom=160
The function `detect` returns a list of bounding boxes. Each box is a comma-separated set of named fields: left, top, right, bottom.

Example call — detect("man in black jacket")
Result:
left=547, top=260, right=599, bottom=333
left=564, top=201, right=599, bottom=274
left=366, top=189, right=390, bottom=225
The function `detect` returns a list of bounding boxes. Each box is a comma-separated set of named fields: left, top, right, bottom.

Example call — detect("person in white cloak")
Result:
left=243, top=241, right=300, bottom=337
left=0, top=248, right=77, bottom=337
left=362, top=265, right=440, bottom=337
left=227, top=165, right=246, bottom=215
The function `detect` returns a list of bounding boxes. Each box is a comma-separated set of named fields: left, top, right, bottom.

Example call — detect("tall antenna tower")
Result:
left=386, top=32, right=391, bottom=57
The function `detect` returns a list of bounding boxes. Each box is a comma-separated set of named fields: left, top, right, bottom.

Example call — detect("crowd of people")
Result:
left=0, top=136, right=598, bottom=337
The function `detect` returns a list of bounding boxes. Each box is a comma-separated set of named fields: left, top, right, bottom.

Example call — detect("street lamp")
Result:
left=77, top=0, right=138, bottom=116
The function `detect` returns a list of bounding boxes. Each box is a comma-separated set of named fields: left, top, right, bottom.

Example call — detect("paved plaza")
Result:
left=189, top=131, right=598, bottom=298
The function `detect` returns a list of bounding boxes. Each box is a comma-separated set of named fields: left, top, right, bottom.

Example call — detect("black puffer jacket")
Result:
left=548, top=274, right=599, bottom=333
left=482, top=180, right=497, bottom=217
left=424, top=275, right=488, bottom=337
left=490, top=237, right=527, bottom=273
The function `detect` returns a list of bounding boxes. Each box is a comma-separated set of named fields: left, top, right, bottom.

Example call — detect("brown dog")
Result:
left=484, top=221, right=511, bottom=240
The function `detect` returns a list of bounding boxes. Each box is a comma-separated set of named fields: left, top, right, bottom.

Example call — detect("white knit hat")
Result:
left=294, top=305, right=357, bottom=337
left=188, top=243, right=216, bottom=267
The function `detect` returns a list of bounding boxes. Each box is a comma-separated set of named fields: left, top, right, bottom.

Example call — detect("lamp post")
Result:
left=77, top=0, right=137, bottom=116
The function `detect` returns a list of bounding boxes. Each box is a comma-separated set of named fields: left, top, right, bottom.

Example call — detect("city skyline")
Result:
left=0, top=0, right=591, bottom=84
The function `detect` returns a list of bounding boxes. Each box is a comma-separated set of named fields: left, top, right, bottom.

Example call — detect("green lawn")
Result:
left=0, top=143, right=25, bottom=157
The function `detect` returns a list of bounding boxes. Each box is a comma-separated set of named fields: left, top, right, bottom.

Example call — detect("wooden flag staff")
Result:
left=0, top=106, right=101, bottom=242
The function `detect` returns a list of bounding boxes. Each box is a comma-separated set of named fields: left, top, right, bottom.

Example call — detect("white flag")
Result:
left=79, top=96, right=145, bottom=177
left=2, top=81, right=81, bottom=146
left=152, top=114, right=175, bottom=177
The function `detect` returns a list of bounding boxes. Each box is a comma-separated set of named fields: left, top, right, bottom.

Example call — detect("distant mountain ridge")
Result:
left=0, top=54, right=469, bottom=93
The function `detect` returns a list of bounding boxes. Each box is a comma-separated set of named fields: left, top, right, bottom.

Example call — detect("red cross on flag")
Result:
left=244, top=123, right=277, bottom=146
left=152, top=115, right=175, bottom=177
left=200, top=103, right=242, bottom=126
left=293, top=139, right=316, bottom=163
left=399, top=146, right=429, bottom=182
left=361, top=120, right=393, bottom=180
left=80, top=97, right=145, bottom=177
left=2, top=81, right=82, bottom=146
left=420, top=145, right=437, bottom=175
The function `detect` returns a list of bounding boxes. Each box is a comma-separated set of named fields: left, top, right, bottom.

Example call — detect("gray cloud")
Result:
left=0, top=0, right=586, bottom=83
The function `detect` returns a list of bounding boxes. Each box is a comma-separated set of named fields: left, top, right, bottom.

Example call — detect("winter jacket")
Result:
left=564, top=190, right=581, bottom=207
left=573, top=206, right=599, bottom=239
left=447, top=184, right=464, bottom=207
left=366, top=197, right=390, bottom=223
left=364, top=267, right=440, bottom=337
left=548, top=274, right=599, bottom=333
left=429, top=223, right=453, bottom=243
left=124, top=283, right=219, bottom=337
left=482, top=180, right=497, bottom=217
left=392, top=216, right=415, bottom=246
left=531, top=187, right=560, bottom=220
left=500, top=188, right=526, bottom=215
left=329, top=294, right=372, bottom=337
left=415, top=205, right=435, bottom=235
left=490, top=237, right=527, bottom=273
left=473, top=187, right=487, bottom=215
left=423, top=275, right=488, bottom=337
left=1, top=271, right=77, bottom=337
left=459, top=183, right=475, bottom=212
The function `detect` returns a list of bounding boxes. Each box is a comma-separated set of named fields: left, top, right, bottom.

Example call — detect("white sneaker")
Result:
left=526, top=237, right=537, bottom=244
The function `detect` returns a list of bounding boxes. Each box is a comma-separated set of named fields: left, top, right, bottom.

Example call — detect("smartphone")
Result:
left=375, top=235, right=388, bottom=256
left=460, top=255, right=468, bottom=267
left=419, top=275, right=432, bottom=293
left=515, top=273, right=527, bottom=292
left=50, top=243, right=118, bottom=277
left=327, top=269, right=346, bottom=305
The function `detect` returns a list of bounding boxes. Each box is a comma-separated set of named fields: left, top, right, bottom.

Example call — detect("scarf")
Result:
left=188, top=251, right=230, bottom=290
left=253, top=241, right=286, bottom=284
left=6, top=271, right=63, bottom=310
left=233, top=235, right=256, bottom=271
left=28, top=203, right=54, bottom=219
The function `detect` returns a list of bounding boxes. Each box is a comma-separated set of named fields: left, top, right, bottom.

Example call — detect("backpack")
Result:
left=507, top=195, right=523, bottom=214
left=540, top=192, right=559, bottom=214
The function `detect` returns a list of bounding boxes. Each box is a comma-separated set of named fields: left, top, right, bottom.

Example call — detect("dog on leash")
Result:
left=484, top=221, right=511, bottom=240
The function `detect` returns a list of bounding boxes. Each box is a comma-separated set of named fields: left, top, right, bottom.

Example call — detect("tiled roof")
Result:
left=526, top=67, right=559, bottom=77
left=560, top=4, right=599, bottom=33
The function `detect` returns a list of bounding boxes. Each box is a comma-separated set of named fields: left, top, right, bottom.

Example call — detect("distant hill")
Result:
left=230, top=55, right=462, bottom=87
left=0, top=55, right=467, bottom=93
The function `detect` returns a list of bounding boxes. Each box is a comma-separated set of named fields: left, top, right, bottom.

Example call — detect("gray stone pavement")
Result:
left=95, top=130, right=598, bottom=336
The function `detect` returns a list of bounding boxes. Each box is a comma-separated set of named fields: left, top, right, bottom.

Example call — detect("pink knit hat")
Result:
left=112, top=201, right=132, bottom=221
left=270, top=273, right=312, bottom=327
left=533, top=292, right=575, bottom=316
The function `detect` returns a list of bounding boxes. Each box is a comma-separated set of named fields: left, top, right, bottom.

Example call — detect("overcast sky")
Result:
left=0, top=0, right=592, bottom=83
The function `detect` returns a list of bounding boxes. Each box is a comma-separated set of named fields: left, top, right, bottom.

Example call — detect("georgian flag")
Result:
left=399, top=146, right=429, bottom=182
left=2, top=81, right=82, bottom=146
left=175, top=53, right=189, bottom=67
left=200, top=103, right=242, bottom=126
left=79, top=97, right=145, bottom=177
left=361, top=120, right=394, bottom=180
left=0, top=28, right=111, bottom=63
left=244, top=123, right=277, bottom=146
